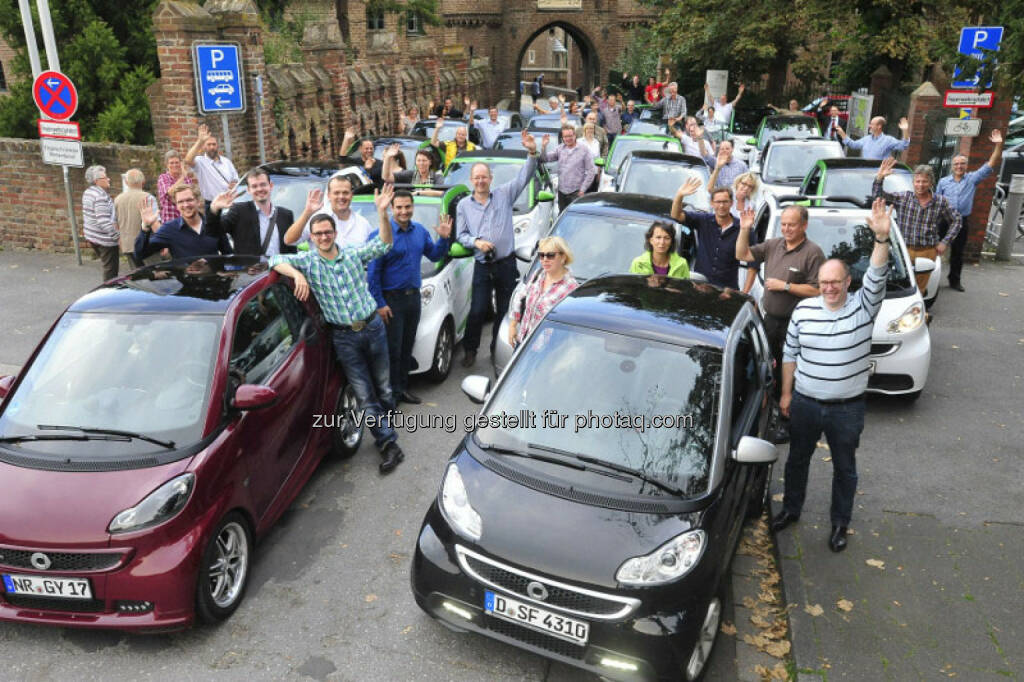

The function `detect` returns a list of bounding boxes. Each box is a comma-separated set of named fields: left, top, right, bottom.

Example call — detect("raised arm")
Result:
left=731, top=84, right=745, bottom=107
left=184, top=124, right=209, bottom=167
left=339, top=127, right=358, bottom=157
left=986, top=129, right=1004, bottom=170
left=284, top=188, right=323, bottom=245
left=381, top=144, right=401, bottom=183
left=735, top=207, right=756, bottom=262
left=871, top=157, right=901, bottom=203
left=374, top=184, right=395, bottom=245
left=671, top=177, right=702, bottom=223
left=866, top=197, right=892, bottom=269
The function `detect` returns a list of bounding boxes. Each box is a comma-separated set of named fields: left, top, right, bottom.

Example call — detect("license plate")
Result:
left=868, top=360, right=877, bottom=375
left=484, top=590, right=589, bottom=645
left=3, top=573, right=93, bottom=600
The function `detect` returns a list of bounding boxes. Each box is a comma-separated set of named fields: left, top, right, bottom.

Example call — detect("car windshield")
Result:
left=526, top=211, right=672, bottom=282
left=413, top=121, right=464, bottom=142
left=349, top=201, right=446, bottom=278
left=528, top=115, right=581, bottom=131
left=763, top=144, right=843, bottom=183
left=232, top=176, right=327, bottom=218
left=445, top=162, right=531, bottom=213
left=608, top=137, right=681, bottom=175
left=0, top=313, right=220, bottom=452
left=625, top=119, right=669, bottom=135
left=779, top=215, right=913, bottom=292
left=732, top=108, right=775, bottom=135
left=820, top=169, right=913, bottom=205
left=373, top=142, right=420, bottom=169
left=478, top=321, right=719, bottom=497
left=760, top=119, right=819, bottom=148
left=621, top=162, right=710, bottom=208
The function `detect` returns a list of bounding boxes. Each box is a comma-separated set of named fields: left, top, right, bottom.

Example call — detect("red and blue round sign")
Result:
left=32, top=70, right=78, bottom=121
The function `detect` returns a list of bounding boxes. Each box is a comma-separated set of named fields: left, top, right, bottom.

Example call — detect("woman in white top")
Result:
left=730, top=171, right=761, bottom=219
left=580, top=122, right=602, bottom=193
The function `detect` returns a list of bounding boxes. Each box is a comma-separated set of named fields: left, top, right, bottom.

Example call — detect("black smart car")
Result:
left=411, top=275, right=778, bottom=681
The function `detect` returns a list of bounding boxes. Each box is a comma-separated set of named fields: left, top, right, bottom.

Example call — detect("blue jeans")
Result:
left=782, top=392, right=865, bottom=527
left=383, top=289, right=421, bottom=395
left=463, top=255, right=519, bottom=354
left=331, top=316, right=397, bottom=450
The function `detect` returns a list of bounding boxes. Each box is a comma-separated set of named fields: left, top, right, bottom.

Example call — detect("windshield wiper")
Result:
left=572, top=453, right=686, bottom=497
left=0, top=433, right=129, bottom=444
left=477, top=441, right=586, bottom=470
left=38, top=424, right=176, bottom=450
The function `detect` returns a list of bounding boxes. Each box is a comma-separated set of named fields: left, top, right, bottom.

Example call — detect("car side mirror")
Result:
left=594, top=157, right=605, bottom=167
left=461, top=375, right=491, bottom=404
left=733, top=435, right=777, bottom=463
left=913, top=257, right=936, bottom=274
left=536, top=190, right=555, bottom=202
left=233, top=384, right=278, bottom=410
left=0, top=375, right=15, bottom=400
left=515, top=244, right=535, bottom=262
left=449, top=242, right=474, bottom=258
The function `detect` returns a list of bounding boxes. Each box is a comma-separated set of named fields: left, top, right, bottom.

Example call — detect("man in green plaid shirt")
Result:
left=270, top=185, right=407, bottom=473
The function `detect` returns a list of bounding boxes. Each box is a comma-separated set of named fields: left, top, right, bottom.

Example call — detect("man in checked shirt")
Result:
left=872, top=157, right=960, bottom=297
left=540, top=125, right=597, bottom=212
left=270, top=185, right=406, bottom=474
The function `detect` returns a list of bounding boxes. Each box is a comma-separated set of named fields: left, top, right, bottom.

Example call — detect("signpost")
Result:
left=944, top=118, right=982, bottom=137
left=40, top=138, right=84, bottom=166
left=193, top=43, right=246, bottom=158
left=944, top=91, right=994, bottom=108
left=952, top=26, right=1003, bottom=90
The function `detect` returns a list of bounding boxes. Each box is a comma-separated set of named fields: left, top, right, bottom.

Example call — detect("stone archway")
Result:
left=515, top=21, right=599, bottom=99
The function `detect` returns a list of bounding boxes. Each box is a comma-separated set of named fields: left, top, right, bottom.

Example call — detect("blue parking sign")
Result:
left=193, top=43, right=246, bottom=114
left=952, top=26, right=1003, bottom=89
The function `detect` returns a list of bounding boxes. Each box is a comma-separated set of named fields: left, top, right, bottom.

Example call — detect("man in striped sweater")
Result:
left=82, top=165, right=120, bottom=281
left=771, top=197, right=892, bottom=553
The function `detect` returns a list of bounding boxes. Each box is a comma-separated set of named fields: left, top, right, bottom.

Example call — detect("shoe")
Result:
left=770, top=510, right=799, bottom=534
left=379, top=442, right=405, bottom=474
left=461, top=350, right=476, bottom=368
left=398, top=391, right=422, bottom=405
left=949, top=281, right=965, bottom=292
left=829, top=526, right=848, bottom=553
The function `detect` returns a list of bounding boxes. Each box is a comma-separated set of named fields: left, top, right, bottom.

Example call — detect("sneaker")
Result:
left=379, top=442, right=405, bottom=474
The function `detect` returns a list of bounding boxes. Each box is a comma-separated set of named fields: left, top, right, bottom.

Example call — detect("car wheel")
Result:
left=746, top=463, right=773, bottom=519
left=331, top=382, right=363, bottom=458
left=426, top=318, right=455, bottom=383
left=684, top=591, right=723, bottom=681
left=195, top=512, right=252, bottom=624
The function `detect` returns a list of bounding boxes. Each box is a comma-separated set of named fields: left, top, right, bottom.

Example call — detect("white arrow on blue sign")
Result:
left=192, top=43, right=246, bottom=114
left=952, top=26, right=1003, bottom=90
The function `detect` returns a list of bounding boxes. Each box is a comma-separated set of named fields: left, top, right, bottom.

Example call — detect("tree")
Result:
left=0, top=0, right=160, bottom=144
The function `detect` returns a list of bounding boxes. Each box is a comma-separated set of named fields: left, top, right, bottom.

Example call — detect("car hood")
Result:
left=0, top=458, right=192, bottom=546
left=457, top=450, right=697, bottom=589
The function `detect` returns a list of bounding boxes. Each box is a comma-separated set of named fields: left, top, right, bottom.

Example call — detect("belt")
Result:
left=384, top=288, right=419, bottom=296
left=329, top=312, right=376, bottom=332
left=796, top=391, right=863, bottom=405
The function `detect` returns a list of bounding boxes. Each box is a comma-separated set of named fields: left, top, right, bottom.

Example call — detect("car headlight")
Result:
left=886, top=303, right=923, bottom=333
left=108, top=473, right=194, bottom=534
left=440, top=463, right=482, bottom=540
left=615, top=530, right=705, bottom=585
left=421, top=283, right=435, bottom=306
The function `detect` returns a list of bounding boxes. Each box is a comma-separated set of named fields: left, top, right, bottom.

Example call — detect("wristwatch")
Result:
left=784, top=282, right=791, bottom=292
left=873, top=236, right=890, bottom=244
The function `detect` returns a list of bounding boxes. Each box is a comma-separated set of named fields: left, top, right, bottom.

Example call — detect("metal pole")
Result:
left=255, top=75, right=266, bottom=164
left=995, top=174, right=1024, bottom=261
left=17, top=0, right=41, bottom=77
left=63, top=166, right=82, bottom=265
left=221, top=114, right=232, bottom=159
left=34, top=0, right=59, bottom=72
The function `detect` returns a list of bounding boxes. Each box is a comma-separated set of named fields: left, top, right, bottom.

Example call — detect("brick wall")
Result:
left=0, top=138, right=162, bottom=253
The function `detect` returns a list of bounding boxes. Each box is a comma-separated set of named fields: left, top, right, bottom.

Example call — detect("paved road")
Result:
left=0, top=251, right=773, bottom=681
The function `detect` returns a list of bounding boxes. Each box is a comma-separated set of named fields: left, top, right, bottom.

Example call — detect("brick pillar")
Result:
left=904, top=82, right=942, bottom=167
left=961, top=98, right=1012, bottom=262
left=869, top=65, right=894, bottom=119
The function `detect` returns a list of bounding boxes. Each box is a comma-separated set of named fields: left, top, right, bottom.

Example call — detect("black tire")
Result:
left=195, top=512, right=252, bottom=624
left=330, top=382, right=363, bottom=458
left=746, top=463, right=773, bottom=520
left=425, top=318, right=454, bottom=383
left=683, top=585, right=724, bottom=681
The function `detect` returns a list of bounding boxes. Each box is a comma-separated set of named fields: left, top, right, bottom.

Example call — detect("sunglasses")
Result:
left=538, top=251, right=561, bottom=260
left=311, top=230, right=336, bottom=238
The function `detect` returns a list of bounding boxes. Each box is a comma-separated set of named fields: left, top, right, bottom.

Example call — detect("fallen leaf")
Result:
left=765, top=640, right=791, bottom=658
left=394, top=529, right=403, bottom=536
left=951, top=345, right=960, bottom=349
left=837, top=598, right=854, bottom=612
left=816, top=441, right=830, bottom=450
left=401, top=625, right=413, bottom=635
left=772, top=493, right=784, bottom=502
left=720, top=621, right=737, bottom=636
left=998, top=292, right=1008, bottom=297
left=365, top=593, right=378, bottom=603
left=804, top=603, right=824, bottom=616
left=742, top=596, right=758, bottom=609
left=893, top=600, right=901, bottom=607
left=751, top=613, right=774, bottom=628
left=866, top=558, right=886, bottom=569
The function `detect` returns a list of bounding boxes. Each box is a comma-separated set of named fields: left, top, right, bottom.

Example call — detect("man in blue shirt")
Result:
left=935, top=129, right=1004, bottom=291
left=837, top=116, right=910, bottom=160
left=368, top=190, right=453, bottom=404
left=136, top=183, right=233, bottom=263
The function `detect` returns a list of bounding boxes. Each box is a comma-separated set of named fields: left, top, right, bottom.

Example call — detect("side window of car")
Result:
left=272, top=282, right=310, bottom=337
left=806, top=166, right=821, bottom=193
left=230, top=287, right=296, bottom=385
left=755, top=206, right=771, bottom=245
left=730, top=328, right=761, bottom=443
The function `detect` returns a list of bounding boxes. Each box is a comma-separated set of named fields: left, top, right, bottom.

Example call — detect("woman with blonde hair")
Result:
left=731, top=171, right=760, bottom=218
left=509, top=236, right=579, bottom=346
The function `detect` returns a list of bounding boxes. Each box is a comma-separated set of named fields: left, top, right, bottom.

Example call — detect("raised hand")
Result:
left=384, top=143, right=401, bottom=159
left=305, top=188, right=324, bottom=214
left=867, top=197, right=892, bottom=240
left=990, top=129, right=1003, bottom=144
left=436, top=214, right=453, bottom=239
left=541, top=133, right=551, bottom=148
left=211, top=188, right=236, bottom=213
left=877, top=156, right=897, bottom=178
left=470, top=100, right=478, bottom=112
left=437, top=115, right=446, bottom=126
left=676, top=176, right=703, bottom=197
left=374, top=183, right=394, bottom=213
left=522, top=129, right=538, bottom=154
left=344, top=126, right=356, bottom=139
left=558, top=93, right=566, bottom=103
left=141, top=202, right=158, bottom=229
left=197, top=123, right=210, bottom=141
left=898, top=117, right=910, bottom=132
left=739, top=206, right=755, bottom=231
left=738, top=83, right=745, bottom=92
left=463, top=95, right=471, bottom=108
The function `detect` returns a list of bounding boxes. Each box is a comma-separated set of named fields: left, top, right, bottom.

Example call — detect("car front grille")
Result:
left=870, top=342, right=899, bottom=356
left=456, top=546, right=638, bottom=620
left=487, top=617, right=585, bottom=660
left=2, top=594, right=105, bottom=613
left=0, top=547, right=123, bottom=572
left=868, top=374, right=915, bottom=391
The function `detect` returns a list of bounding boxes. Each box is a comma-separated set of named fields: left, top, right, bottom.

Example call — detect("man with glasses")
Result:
left=270, top=186, right=407, bottom=474
left=771, top=198, right=893, bottom=554
left=286, top=175, right=374, bottom=249
left=137, top=183, right=234, bottom=261
left=671, top=177, right=755, bottom=293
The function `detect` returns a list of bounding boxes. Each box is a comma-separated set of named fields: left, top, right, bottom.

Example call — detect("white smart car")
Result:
left=747, top=196, right=932, bottom=399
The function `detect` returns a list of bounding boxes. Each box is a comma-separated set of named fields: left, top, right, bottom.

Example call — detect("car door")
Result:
left=226, top=281, right=324, bottom=526
left=443, top=188, right=475, bottom=338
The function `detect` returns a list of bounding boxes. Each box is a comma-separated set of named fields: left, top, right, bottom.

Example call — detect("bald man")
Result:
left=837, top=116, right=910, bottom=160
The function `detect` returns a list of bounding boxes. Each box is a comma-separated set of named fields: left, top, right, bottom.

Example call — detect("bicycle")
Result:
left=985, top=183, right=1024, bottom=246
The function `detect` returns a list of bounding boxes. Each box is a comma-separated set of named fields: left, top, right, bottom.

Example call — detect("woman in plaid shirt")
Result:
left=157, top=150, right=196, bottom=223
left=508, top=237, right=579, bottom=347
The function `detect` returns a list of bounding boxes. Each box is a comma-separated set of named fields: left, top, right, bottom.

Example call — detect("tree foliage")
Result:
left=0, top=0, right=159, bottom=144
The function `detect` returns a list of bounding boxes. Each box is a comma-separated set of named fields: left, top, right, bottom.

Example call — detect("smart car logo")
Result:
left=30, top=552, right=52, bottom=570
left=526, top=581, right=549, bottom=601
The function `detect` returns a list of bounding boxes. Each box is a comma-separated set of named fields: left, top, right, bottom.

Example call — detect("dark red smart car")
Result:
left=0, top=256, right=361, bottom=631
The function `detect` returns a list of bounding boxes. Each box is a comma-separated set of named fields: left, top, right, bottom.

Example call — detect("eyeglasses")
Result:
left=311, top=230, right=335, bottom=238
left=711, top=199, right=731, bottom=205
left=819, top=279, right=846, bottom=288
left=538, top=251, right=560, bottom=259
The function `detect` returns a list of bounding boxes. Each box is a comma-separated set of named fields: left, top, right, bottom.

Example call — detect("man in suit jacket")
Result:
left=212, top=168, right=297, bottom=257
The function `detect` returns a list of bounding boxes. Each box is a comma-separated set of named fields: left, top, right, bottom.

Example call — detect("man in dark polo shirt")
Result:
left=671, top=177, right=756, bottom=292
left=736, top=204, right=824, bottom=404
